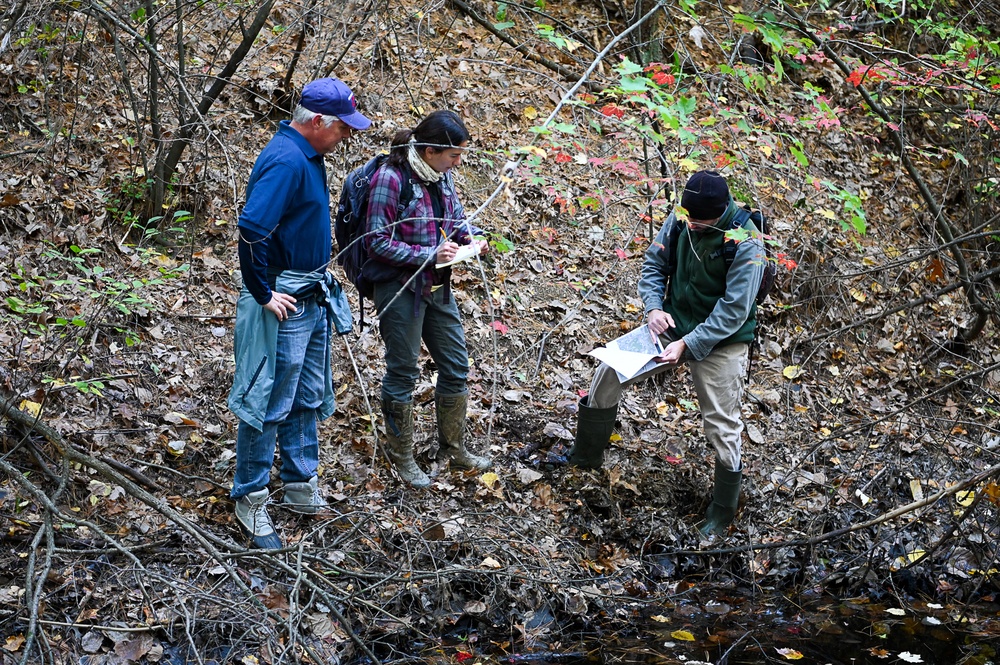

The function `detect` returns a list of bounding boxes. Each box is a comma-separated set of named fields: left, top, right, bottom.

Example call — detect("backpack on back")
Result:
left=722, top=206, right=777, bottom=304
left=662, top=204, right=777, bottom=305
left=333, top=155, right=414, bottom=306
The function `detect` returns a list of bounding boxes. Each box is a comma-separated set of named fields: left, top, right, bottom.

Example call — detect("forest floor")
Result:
left=2, top=0, right=1000, bottom=663
left=2, top=190, right=998, bottom=663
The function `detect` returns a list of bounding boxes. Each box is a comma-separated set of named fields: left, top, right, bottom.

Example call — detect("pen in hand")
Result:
left=648, top=325, right=664, bottom=355
left=438, top=227, right=459, bottom=265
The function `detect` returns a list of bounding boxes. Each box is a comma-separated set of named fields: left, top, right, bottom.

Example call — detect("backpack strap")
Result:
left=721, top=206, right=766, bottom=383
left=358, top=160, right=414, bottom=330
left=722, top=206, right=754, bottom=271
left=661, top=215, right=684, bottom=299
left=388, top=161, right=415, bottom=215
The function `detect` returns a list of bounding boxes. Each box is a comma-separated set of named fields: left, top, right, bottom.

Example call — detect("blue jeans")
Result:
left=374, top=282, right=469, bottom=403
left=232, top=298, right=328, bottom=499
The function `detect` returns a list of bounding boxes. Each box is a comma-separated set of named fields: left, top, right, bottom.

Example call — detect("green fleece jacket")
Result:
left=638, top=199, right=765, bottom=361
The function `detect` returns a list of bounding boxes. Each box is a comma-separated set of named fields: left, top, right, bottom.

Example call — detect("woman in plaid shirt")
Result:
left=365, top=110, right=492, bottom=488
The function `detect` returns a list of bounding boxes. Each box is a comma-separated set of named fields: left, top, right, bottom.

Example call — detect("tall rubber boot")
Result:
left=698, top=461, right=742, bottom=536
left=567, top=397, right=618, bottom=469
left=436, top=392, right=491, bottom=470
left=382, top=399, right=430, bottom=488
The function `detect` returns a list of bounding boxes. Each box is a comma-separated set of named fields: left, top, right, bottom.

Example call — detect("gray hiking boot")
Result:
left=383, top=399, right=431, bottom=488
left=234, top=488, right=282, bottom=549
left=436, top=392, right=491, bottom=471
left=282, top=476, right=328, bottom=515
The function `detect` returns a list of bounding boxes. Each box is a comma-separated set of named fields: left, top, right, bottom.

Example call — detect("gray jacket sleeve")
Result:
left=637, top=214, right=676, bottom=315
left=682, top=237, right=766, bottom=361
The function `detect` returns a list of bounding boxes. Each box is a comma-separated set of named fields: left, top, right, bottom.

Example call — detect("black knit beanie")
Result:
left=681, top=171, right=730, bottom=220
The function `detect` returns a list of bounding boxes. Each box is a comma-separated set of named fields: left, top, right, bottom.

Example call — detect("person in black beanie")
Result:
left=568, top=170, right=766, bottom=538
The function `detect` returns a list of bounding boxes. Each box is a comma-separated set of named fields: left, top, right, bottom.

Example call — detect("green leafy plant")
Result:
left=536, top=24, right=579, bottom=52
left=488, top=233, right=515, bottom=253
left=43, top=376, right=107, bottom=396
left=494, top=1, right=513, bottom=30
left=6, top=240, right=189, bottom=393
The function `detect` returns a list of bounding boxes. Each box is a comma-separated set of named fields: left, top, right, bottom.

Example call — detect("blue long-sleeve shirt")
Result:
left=237, top=121, right=332, bottom=304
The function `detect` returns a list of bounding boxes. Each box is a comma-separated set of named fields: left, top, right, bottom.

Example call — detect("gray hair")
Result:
left=292, top=104, right=338, bottom=127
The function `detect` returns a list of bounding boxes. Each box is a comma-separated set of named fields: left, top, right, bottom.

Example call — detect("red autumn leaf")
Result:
left=777, top=254, right=798, bottom=270
left=614, top=248, right=628, bottom=260
left=652, top=72, right=674, bottom=86
left=600, top=104, right=625, bottom=118
left=490, top=320, right=509, bottom=334
left=456, top=652, right=474, bottom=662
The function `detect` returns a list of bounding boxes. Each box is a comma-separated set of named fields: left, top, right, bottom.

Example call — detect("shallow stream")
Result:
left=438, top=593, right=1000, bottom=665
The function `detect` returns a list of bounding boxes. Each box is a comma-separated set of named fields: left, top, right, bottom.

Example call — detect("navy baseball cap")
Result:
left=299, top=78, right=372, bottom=130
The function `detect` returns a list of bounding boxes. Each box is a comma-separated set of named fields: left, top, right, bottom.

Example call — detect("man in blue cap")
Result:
left=569, top=170, right=766, bottom=538
left=228, top=78, right=371, bottom=548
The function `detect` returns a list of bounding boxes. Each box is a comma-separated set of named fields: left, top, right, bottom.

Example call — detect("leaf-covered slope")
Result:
left=1, top=0, right=999, bottom=661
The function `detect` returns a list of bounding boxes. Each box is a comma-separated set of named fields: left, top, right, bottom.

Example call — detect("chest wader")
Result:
left=567, top=396, right=618, bottom=469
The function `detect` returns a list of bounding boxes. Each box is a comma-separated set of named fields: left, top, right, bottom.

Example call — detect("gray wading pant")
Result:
left=587, top=341, right=749, bottom=472
left=373, top=282, right=470, bottom=404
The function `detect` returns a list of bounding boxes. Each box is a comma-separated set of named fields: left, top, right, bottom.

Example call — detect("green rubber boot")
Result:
left=698, top=462, right=742, bottom=536
left=567, top=397, right=618, bottom=469
left=436, top=392, right=491, bottom=470
left=382, top=399, right=430, bottom=488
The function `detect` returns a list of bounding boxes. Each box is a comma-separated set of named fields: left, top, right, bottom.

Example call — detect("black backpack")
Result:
left=662, top=204, right=777, bottom=304
left=333, top=155, right=414, bottom=305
